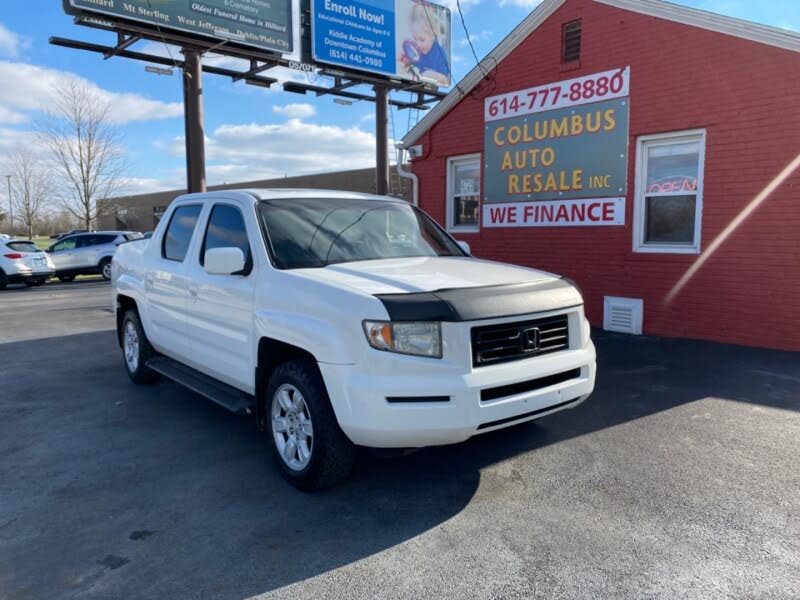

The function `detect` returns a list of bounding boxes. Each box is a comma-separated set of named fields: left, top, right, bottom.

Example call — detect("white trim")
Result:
left=632, top=129, right=706, bottom=254
left=596, top=0, right=800, bottom=53
left=446, top=153, right=482, bottom=233
left=402, top=0, right=800, bottom=148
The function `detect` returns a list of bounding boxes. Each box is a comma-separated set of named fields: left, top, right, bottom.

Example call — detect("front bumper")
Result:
left=320, top=341, right=596, bottom=448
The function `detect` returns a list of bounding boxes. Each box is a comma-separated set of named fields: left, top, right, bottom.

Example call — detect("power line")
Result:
left=455, top=0, right=488, bottom=79
left=145, top=0, right=180, bottom=69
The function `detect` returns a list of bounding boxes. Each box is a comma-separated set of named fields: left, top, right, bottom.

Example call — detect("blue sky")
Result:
left=0, top=0, right=797, bottom=194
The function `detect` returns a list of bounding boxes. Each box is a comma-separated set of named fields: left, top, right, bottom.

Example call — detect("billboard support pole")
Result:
left=182, top=49, right=206, bottom=194
left=375, top=85, right=389, bottom=196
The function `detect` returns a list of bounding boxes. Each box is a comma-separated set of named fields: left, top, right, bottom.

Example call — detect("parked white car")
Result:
left=47, top=231, right=143, bottom=282
left=112, top=190, right=596, bottom=490
left=0, top=239, right=55, bottom=290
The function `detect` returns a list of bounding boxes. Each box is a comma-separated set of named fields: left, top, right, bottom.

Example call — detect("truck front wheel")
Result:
left=121, top=310, right=160, bottom=385
left=266, top=359, right=355, bottom=491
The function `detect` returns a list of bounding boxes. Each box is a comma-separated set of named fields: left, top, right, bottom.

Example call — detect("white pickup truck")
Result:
left=112, top=190, right=596, bottom=490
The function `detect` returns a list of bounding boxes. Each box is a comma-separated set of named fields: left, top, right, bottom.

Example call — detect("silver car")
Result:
left=47, top=231, right=143, bottom=282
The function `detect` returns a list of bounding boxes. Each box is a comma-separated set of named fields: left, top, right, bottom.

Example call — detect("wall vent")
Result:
left=603, top=297, right=643, bottom=335
left=562, top=20, right=582, bottom=63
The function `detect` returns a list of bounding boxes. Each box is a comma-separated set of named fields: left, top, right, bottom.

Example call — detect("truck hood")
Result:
left=294, top=256, right=559, bottom=295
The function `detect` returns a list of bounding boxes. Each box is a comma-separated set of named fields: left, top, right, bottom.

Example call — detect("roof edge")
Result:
left=596, top=0, right=800, bottom=52
left=402, top=0, right=800, bottom=148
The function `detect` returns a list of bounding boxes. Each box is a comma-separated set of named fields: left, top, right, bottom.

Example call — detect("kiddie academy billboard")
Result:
left=312, top=0, right=452, bottom=87
left=483, top=67, right=631, bottom=227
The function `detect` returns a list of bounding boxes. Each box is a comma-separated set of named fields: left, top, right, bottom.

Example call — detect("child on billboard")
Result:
left=399, top=1, right=450, bottom=87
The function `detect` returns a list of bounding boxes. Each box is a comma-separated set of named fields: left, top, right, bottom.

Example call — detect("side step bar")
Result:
left=146, top=356, right=255, bottom=415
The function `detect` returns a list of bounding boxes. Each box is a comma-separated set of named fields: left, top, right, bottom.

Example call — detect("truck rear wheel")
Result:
left=266, top=359, right=355, bottom=491
left=121, top=309, right=160, bottom=385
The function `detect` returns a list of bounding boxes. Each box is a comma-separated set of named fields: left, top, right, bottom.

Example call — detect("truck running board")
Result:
left=146, top=356, right=255, bottom=416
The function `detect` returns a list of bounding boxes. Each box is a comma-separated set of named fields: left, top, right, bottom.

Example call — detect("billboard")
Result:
left=312, top=0, right=452, bottom=87
left=483, top=67, right=631, bottom=228
left=65, top=0, right=298, bottom=57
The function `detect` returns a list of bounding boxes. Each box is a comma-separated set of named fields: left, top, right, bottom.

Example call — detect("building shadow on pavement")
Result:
left=0, top=328, right=797, bottom=599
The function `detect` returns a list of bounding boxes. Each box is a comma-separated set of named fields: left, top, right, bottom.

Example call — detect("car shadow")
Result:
left=0, top=329, right=797, bottom=599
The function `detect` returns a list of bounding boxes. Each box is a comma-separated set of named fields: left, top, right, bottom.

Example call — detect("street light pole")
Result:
left=5, top=175, right=11, bottom=235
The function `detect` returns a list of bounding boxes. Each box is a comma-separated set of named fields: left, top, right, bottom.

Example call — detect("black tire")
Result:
left=266, top=359, right=356, bottom=491
left=121, top=309, right=160, bottom=385
left=58, top=274, right=76, bottom=283
left=100, top=258, right=113, bottom=281
left=0, top=270, right=7, bottom=291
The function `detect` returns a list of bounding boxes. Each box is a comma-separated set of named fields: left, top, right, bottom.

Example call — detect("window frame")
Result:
left=633, top=129, right=706, bottom=254
left=161, top=203, right=203, bottom=263
left=446, top=153, right=482, bottom=234
left=199, top=202, right=253, bottom=276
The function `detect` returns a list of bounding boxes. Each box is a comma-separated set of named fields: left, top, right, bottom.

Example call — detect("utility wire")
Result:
left=455, top=0, right=488, bottom=79
left=145, top=0, right=181, bottom=69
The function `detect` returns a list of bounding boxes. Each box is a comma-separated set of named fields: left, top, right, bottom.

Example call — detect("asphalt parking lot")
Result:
left=1, top=281, right=798, bottom=600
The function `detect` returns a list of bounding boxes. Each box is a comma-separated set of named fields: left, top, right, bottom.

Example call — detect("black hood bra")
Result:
left=375, top=279, right=581, bottom=323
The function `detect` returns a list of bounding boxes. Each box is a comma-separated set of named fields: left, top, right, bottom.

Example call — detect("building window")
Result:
left=562, top=20, right=582, bottom=63
left=634, top=130, right=706, bottom=254
left=447, top=154, right=481, bottom=232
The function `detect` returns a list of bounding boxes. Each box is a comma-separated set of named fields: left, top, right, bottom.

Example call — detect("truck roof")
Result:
left=196, top=188, right=407, bottom=204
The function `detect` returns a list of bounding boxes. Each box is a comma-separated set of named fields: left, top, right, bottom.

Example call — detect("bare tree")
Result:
left=7, top=147, right=53, bottom=239
left=37, top=81, right=127, bottom=230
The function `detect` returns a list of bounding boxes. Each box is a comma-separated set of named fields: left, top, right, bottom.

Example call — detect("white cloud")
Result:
left=273, top=103, right=316, bottom=119
left=0, top=61, right=183, bottom=125
left=117, top=176, right=175, bottom=195
left=0, top=23, right=26, bottom=59
left=165, top=118, right=376, bottom=186
left=498, top=0, right=543, bottom=8
left=436, top=0, right=481, bottom=10
left=459, top=29, right=494, bottom=47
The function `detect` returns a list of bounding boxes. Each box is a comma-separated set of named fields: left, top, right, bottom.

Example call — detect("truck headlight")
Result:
left=363, top=321, right=442, bottom=359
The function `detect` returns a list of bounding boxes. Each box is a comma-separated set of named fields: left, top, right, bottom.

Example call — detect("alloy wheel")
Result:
left=271, top=384, right=314, bottom=471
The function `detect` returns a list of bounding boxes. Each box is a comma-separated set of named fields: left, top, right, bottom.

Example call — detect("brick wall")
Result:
left=412, top=0, right=800, bottom=351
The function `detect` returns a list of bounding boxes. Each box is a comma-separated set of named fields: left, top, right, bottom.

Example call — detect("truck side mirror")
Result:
left=457, top=240, right=471, bottom=255
left=205, top=247, right=245, bottom=275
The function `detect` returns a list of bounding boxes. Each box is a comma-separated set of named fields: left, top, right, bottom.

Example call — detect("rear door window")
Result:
left=163, top=205, right=203, bottom=262
left=94, top=234, right=118, bottom=245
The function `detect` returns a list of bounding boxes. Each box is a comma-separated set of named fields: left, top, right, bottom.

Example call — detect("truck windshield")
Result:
left=257, top=198, right=466, bottom=269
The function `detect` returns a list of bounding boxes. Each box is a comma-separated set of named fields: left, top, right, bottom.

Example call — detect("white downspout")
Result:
left=395, top=144, right=419, bottom=206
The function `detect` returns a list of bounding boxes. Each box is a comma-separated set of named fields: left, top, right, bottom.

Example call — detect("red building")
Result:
left=402, top=0, right=800, bottom=351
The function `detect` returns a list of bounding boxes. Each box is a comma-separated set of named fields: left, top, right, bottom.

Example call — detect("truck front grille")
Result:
left=471, top=314, right=570, bottom=367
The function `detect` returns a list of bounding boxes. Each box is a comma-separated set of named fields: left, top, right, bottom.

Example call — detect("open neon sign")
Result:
left=648, top=177, right=698, bottom=194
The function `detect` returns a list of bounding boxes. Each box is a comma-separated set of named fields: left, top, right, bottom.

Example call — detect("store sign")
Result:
left=485, top=67, right=630, bottom=122
left=66, top=0, right=297, bottom=56
left=312, top=0, right=452, bottom=87
left=484, top=198, right=625, bottom=228
left=483, top=67, right=630, bottom=227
